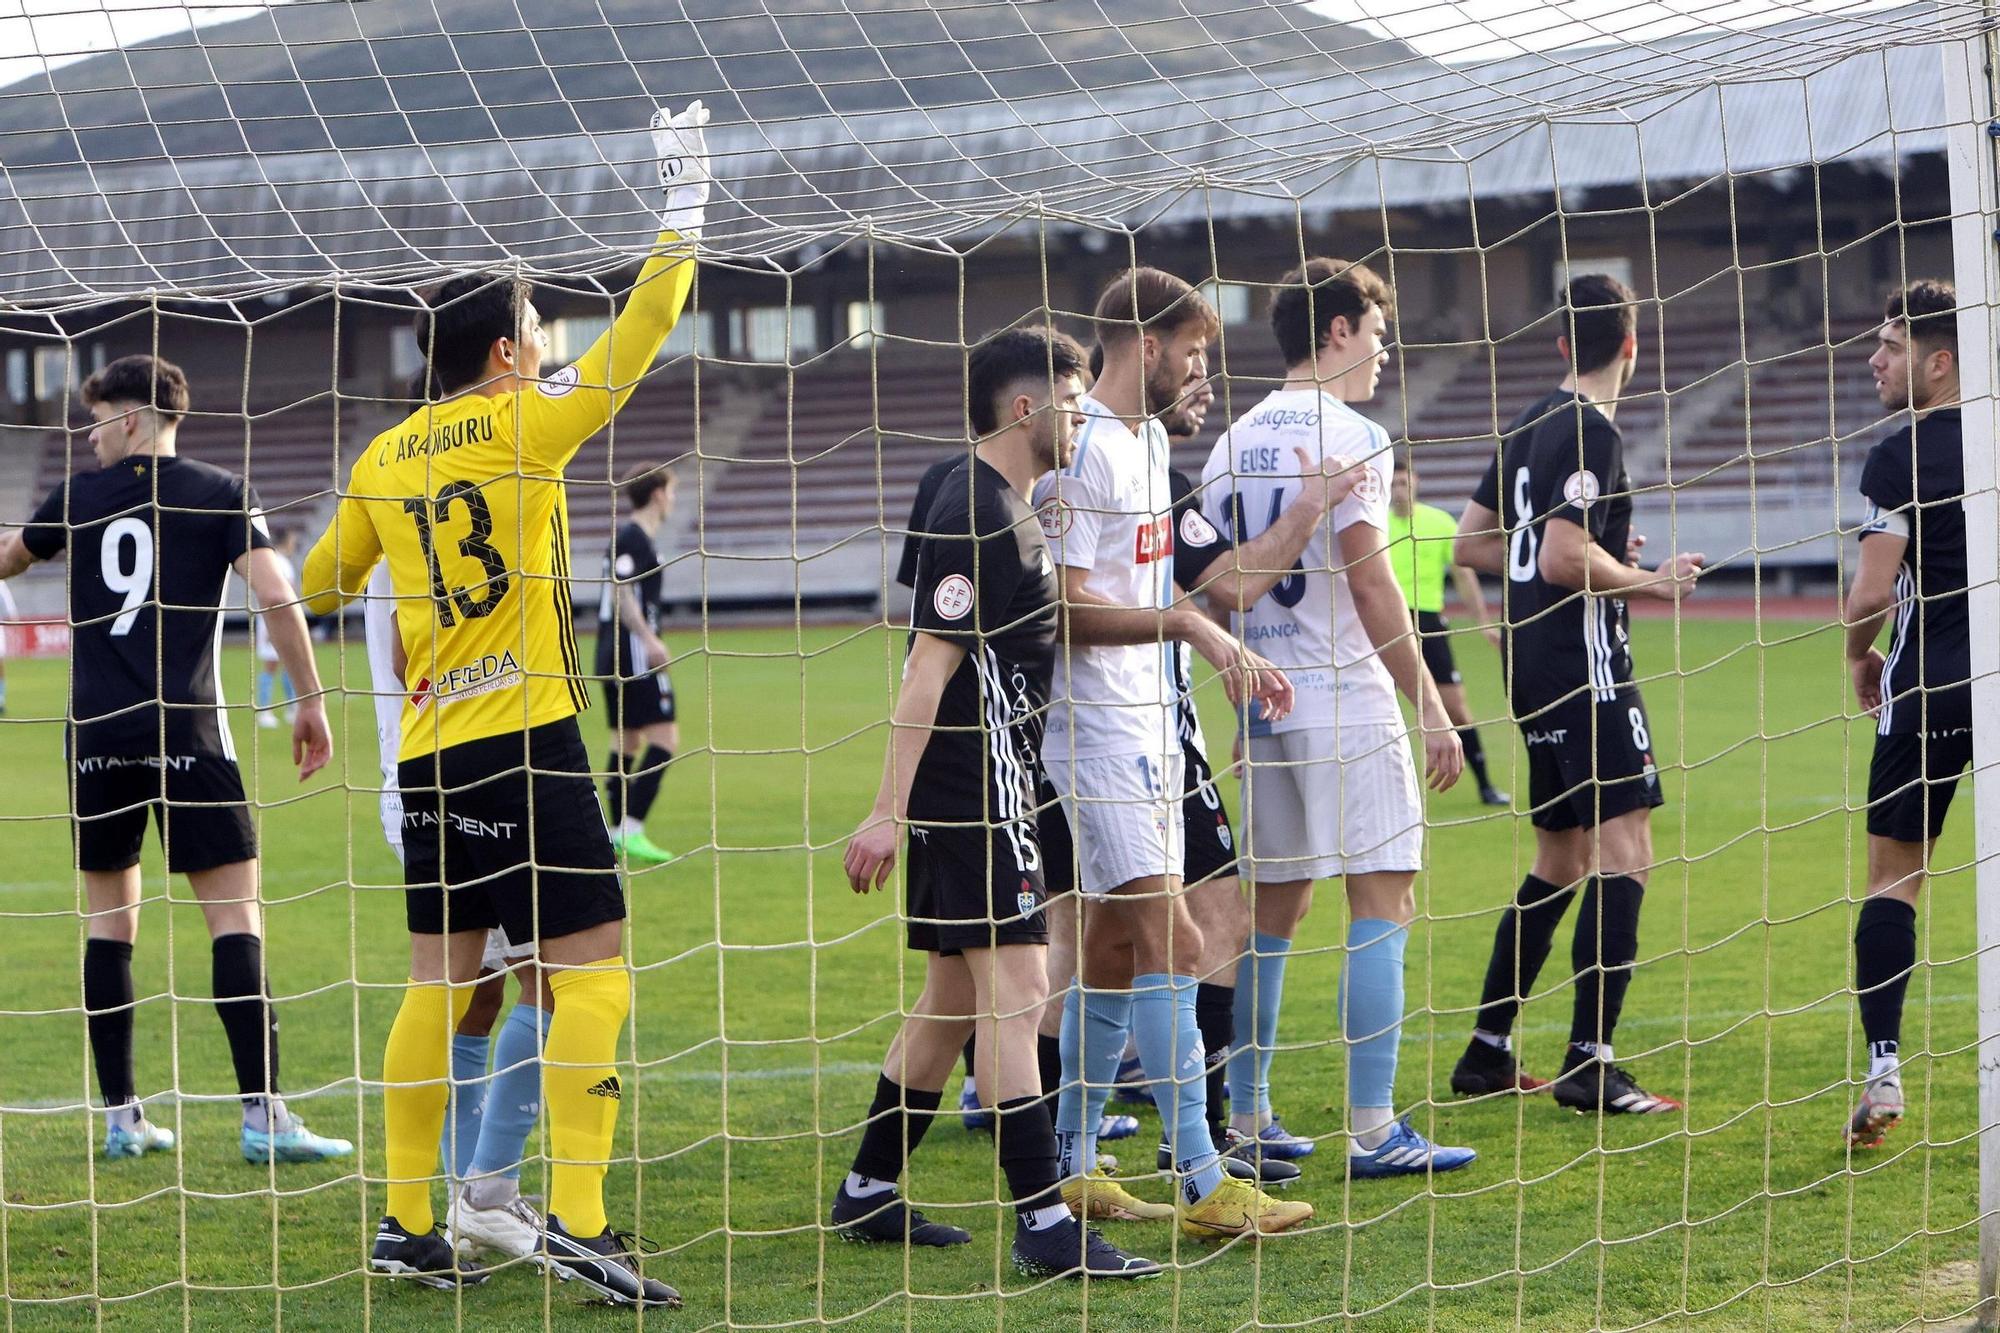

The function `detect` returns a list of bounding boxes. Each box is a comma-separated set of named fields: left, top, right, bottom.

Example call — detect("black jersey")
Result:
left=23, top=454, right=271, bottom=759
left=594, top=520, right=665, bottom=678
left=897, top=457, right=962, bottom=589
left=1859, top=407, right=1968, bottom=734
left=1167, top=468, right=1234, bottom=749
left=1474, top=390, right=1636, bottom=713
left=906, top=458, right=1058, bottom=830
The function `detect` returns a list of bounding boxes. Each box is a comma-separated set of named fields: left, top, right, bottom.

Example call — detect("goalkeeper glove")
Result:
left=651, top=99, right=712, bottom=240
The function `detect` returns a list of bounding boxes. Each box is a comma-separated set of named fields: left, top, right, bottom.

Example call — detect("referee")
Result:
left=1387, top=456, right=1508, bottom=806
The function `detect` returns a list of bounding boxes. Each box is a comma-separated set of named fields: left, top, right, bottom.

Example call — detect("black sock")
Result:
left=627, top=745, right=673, bottom=824
left=212, top=933, right=279, bottom=1099
left=961, top=1035, right=977, bottom=1081
left=604, top=750, right=629, bottom=825
left=848, top=1074, right=943, bottom=1186
left=1475, top=874, right=1572, bottom=1037
left=83, top=938, right=136, bottom=1107
left=1195, top=981, right=1235, bottom=1132
left=1036, top=1032, right=1063, bottom=1109
left=995, top=1096, right=1063, bottom=1218
left=1855, top=897, right=1917, bottom=1060
left=1569, top=876, right=1645, bottom=1050
left=1460, top=727, right=1492, bottom=788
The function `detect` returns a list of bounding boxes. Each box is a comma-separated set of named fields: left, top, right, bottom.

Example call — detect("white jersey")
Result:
left=1200, top=388, right=1399, bottom=735
left=362, top=562, right=405, bottom=860
left=1032, top=394, right=1177, bottom=762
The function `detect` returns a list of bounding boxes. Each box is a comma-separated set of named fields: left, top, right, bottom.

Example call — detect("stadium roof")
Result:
left=0, top=0, right=1983, bottom=305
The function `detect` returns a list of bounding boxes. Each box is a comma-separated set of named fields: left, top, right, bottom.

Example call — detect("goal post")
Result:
left=1944, top=21, right=2000, bottom=1329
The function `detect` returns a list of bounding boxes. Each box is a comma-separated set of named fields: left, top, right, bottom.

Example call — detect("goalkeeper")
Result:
left=302, top=103, right=713, bottom=1308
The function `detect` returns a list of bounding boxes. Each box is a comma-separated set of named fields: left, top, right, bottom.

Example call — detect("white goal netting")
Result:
left=2, top=0, right=1999, bottom=1328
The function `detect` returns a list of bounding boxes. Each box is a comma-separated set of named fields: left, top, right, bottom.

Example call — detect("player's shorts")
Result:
left=397, top=717, right=626, bottom=947
left=1414, top=609, right=1461, bottom=687
left=1181, top=739, right=1239, bottom=888
left=903, top=817, right=1049, bottom=955
left=1042, top=750, right=1185, bottom=895
left=1037, top=780, right=1077, bottom=897
left=1242, top=723, right=1423, bottom=881
left=1518, top=690, right=1665, bottom=832
left=1867, top=722, right=1974, bottom=843
left=480, top=925, right=535, bottom=971
left=71, top=753, right=258, bottom=875
left=603, top=669, right=675, bottom=730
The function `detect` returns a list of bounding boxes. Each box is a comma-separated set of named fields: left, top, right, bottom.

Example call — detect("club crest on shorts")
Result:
left=932, top=573, right=974, bottom=621
left=1563, top=470, right=1600, bottom=507
left=1217, top=821, right=1233, bottom=851
left=1018, top=880, right=1038, bottom=920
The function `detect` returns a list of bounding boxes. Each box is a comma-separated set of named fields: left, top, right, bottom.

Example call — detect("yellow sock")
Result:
left=544, top=958, right=631, bottom=1238
left=381, top=980, right=473, bottom=1234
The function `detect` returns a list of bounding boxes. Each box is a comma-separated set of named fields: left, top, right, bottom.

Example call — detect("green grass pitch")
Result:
left=0, top=614, right=1978, bottom=1330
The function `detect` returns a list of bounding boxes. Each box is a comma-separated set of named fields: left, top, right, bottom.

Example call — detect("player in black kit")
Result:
left=0, top=355, right=349, bottom=1164
left=1841, top=280, right=1969, bottom=1147
left=596, top=463, right=679, bottom=867
left=831, top=326, right=1156, bottom=1280
left=1448, top=276, right=1703, bottom=1114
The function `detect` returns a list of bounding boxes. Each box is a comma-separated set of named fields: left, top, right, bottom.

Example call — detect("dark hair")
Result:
left=1886, top=279, right=1958, bottom=358
left=1269, top=258, right=1394, bottom=367
left=1561, top=274, right=1639, bottom=375
left=1088, top=343, right=1103, bottom=379
left=413, top=273, right=535, bottom=398
left=621, top=462, right=674, bottom=509
left=967, top=325, right=1087, bottom=435
left=80, top=354, right=190, bottom=423
left=1092, top=268, right=1219, bottom=348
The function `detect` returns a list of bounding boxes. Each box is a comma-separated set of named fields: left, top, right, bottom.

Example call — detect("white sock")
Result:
left=963, top=1076, right=978, bottom=1099
left=105, top=1101, right=143, bottom=1133
left=1472, top=1029, right=1510, bottom=1051
left=843, top=1172, right=895, bottom=1199
left=1350, top=1106, right=1395, bottom=1152
left=1869, top=1053, right=1901, bottom=1084
left=1573, top=1042, right=1612, bottom=1063
left=242, top=1096, right=289, bottom=1134
left=1021, top=1203, right=1070, bottom=1232
left=618, top=818, right=645, bottom=839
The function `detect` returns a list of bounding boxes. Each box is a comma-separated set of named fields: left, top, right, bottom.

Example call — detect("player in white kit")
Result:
left=1201, top=258, right=1477, bottom=1178
left=1037, top=267, right=1311, bottom=1241
left=361, top=565, right=552, bottom=1260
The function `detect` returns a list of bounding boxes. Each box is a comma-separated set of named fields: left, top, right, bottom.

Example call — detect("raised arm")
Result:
left=517, top=103, right=710, bottom=470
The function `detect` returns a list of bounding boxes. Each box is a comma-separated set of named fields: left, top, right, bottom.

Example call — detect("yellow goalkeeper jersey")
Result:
left=303, top=232, right=695, bottom=761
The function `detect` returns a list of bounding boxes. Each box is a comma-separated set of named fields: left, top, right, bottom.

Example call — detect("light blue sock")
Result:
left=1342, top=919, right=1409, bottom=1121
left=439, top=1032, right=491, bottom=1181
left=1226, top=932, right=1291, bottom=1120
left=1133, top=972, right=1224, bottom=1203
left=279, top=671, right=295, bottom=705
left=470, top=1003, right=549, bottom=1182
left=1055, top=985, right=1130, bottom=1178
left=255, top=671, right=274, bottom=709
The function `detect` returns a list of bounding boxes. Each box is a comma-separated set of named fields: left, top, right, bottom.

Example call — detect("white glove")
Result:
left=651, top=99, right=712, bottom=240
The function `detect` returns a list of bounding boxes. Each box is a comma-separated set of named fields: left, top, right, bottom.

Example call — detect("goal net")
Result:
left=1, top=0, right=1998, bottom=1327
